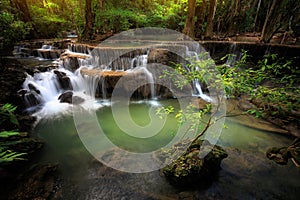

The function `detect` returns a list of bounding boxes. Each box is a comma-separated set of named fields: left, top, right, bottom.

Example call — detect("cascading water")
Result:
left=186, top=46, right=212, bottom=102
left=129, top=52, right=156, bottom=99
left=225, top=42, right=242, bottom=67
left=22, top=64, right=101, bottom=120
left=21, top=41, right=212, bottom=118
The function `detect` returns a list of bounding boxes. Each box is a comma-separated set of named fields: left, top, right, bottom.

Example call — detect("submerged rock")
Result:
left=161, top=140, right=228, bottom=187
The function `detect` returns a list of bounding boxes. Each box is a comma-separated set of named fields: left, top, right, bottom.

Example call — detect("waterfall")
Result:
left=22, top=65, right=101, bottom=119
left=225, top=42, right=242, bottom=67
left=186, top=47, right=212, bottom=102
left=129, top=52, right=155, bottom=99
left=21, top=41, right=212, bottom=118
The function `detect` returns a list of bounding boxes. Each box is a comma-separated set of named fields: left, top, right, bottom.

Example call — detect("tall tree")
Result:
left=205, top=0, right=217, bottom=38
left=195, top=0, right=207, bottom=38
left=183, top=0, right=196, bottom=38
left=82, top=0, right=95, bottom=40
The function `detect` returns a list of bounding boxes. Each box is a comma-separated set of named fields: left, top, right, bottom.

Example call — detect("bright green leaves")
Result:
left=218, top=50, right=299, bottom=120
left=0, top=150, right=26, bottom=164
left=0, top=104, right=27, bottom=165
left=0, top=131, right=20, bottom=138
left=156, top=106, right=175, bottom=119
left=0, top=103, right=19, bottom=128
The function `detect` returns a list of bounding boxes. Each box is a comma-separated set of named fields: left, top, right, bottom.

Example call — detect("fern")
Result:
left=0, top=131, right=20, bottom=138
left=0, top=150, right=26, bottom=163
left=0, top=103, right=19, bottom=126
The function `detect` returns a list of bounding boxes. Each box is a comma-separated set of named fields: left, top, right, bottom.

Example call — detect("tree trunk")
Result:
left=260, top=0, right=279, bottom=43
left=253, top=0, right=261, bottom=31
left=82, top=0, right=95, bottom=40
left=183, top=0, right=196, bottom=38
left=195, top=0, right=207, bottom=38
left=204, top=0, right=218, bottom=38
left=98, top=0, right=103, bottom=10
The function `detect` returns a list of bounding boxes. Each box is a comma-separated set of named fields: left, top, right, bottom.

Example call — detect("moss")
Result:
left=161, top=140, right=228, bottom=187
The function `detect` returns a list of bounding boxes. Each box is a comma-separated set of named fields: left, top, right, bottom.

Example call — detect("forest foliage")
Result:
left=0, top=0, right=299, bottom=46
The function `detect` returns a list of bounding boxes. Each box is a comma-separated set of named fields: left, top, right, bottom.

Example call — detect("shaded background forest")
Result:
left=1, top=0, right=300, bottom=48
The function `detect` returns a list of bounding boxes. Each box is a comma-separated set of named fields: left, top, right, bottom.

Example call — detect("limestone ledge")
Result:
left=80, top=68, right=127, bottom=77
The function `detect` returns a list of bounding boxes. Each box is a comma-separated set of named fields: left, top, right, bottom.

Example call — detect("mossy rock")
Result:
left=161, top=140, right=228, bottom=187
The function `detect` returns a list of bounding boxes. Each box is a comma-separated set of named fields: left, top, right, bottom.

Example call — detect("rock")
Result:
left=24, top=92, right=40, bottom=107
left=18, top=88, right=40, bottom=107
left=58, top=91, right=73, bottom=103
left=54, top=70, right=73, bottom=90
left=72, top=96, right=85, bottom=105
left=28, top=83, right=41, bottom=94
left=58, top=91, right=84, bottom=105
left=60, top=51, right=91, bottom=71
left=17, top=89, right=27, bottom=96
left=161, top=140, right=228, bottom=187
left=148, top=48, right=188, bottom=67
left=37, top=49, right=62, bottom=59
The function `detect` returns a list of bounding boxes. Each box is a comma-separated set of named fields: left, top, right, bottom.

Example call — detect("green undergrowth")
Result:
left=218, top=51, right=300, bottom=122
left=0, top=103, right=27, bottom=165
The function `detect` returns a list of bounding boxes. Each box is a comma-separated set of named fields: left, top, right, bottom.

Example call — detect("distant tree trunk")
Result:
left=261, top=0, right=276, bottom=41
left=260, top=0, right=281, bottom=43
left=253, top=0, right=262, bottom=31
left=183, top=0, right=196, bottom=38
left=82, top=0, right=95, bottom=40
left=195, top=0, right=207, bottom=38
left=98, top=0, right=103, bottom=10
left=205, top=0, right=217, bottom=38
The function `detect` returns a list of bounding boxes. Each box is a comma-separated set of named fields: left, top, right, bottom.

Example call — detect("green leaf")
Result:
left=0, top=131, right=20, bottom=138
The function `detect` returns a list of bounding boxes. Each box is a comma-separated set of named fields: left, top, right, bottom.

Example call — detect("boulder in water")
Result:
left=28, top=83, right=40, bottom=94
left=18, top=89, right=28, bottom=96
left=24, top=93, right=40, bottom=107
left=54, top=70, right=73, bottom=90
left=18, top=89, right=40, bottom=107
left=58, top=91, right=84, bottom=105
left=161, top=139, right=228, bottom=187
